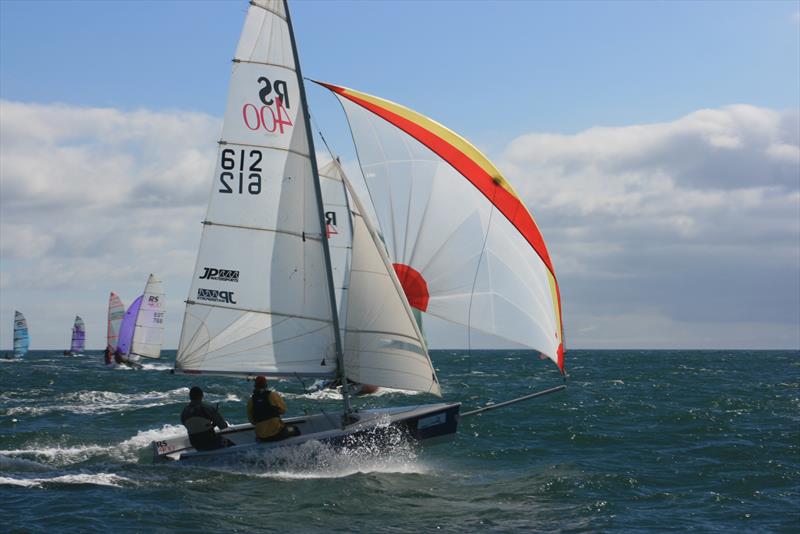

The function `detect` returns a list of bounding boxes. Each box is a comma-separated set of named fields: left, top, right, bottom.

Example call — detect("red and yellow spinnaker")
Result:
left=317, top=82, right=564, bottom=372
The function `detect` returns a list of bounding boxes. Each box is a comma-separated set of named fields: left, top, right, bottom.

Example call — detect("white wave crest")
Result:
left=4, top=387, right=191, bottom=416
left=0, top=444, right=110, bottom=465
left=0, top=424, right=188, bottom=466
left=0, top=472, right=134, bottom=488
left=297, top=386, right=420, bottom=401
left=113, top=424, right=186, bottom=461
left=140, top=362, right=173, bottom=371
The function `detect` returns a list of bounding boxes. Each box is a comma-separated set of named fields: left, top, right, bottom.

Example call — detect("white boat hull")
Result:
left=152, top=402, right=460, bottom=462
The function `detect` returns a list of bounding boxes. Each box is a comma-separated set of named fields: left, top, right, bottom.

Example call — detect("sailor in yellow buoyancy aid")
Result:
left=180, top=386, right=229, bottom=451
left=247, top=376, right=300, bottom=442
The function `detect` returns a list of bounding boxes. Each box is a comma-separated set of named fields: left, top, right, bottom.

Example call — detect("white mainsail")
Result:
left=131, top=274, right=165, bottom=359
left=175, top=0, right=339, bottom=378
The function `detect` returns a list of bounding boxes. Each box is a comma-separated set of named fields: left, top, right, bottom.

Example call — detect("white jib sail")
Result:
left=319, top=160, right=353, bottom=347
left=336, top=164, right=441, bottom=396
left=175, top=0, right=337, bottom=377
left=131, top=274, right=165, bottom=359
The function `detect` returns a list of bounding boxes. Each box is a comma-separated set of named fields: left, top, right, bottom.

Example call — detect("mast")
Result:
left=283, top=0, right=352, bottom=418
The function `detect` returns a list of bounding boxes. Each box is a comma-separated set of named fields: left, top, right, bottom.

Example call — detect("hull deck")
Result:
left=152, top=402, right=460, bottom=462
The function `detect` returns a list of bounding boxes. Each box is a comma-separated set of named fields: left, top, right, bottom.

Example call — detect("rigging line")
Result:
left=309, top=108, right=338, bottom=164
left=293, top=373, right=309, bottom=394
left=466, top=188, right=497, bottom=362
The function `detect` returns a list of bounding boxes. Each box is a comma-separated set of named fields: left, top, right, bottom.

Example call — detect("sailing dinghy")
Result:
left=104, top=292, right=125, bottom=366
left=113, top=274, right=166, bottom=369
left=152, top=0, right=564, bottom=462
left=12, top=311, right=29, bottom=358
left=67, top=316, right=85, bottom=356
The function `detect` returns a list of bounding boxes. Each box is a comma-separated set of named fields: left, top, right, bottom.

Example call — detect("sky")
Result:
left=1, top=0, right=798, bottom=351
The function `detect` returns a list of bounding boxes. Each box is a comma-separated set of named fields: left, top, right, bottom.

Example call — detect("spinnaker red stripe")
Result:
left=319, top=81, right=555, bottom=276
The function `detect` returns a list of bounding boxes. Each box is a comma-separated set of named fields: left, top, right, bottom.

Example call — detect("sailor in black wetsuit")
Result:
left=180, top=386, right=229, bottom=451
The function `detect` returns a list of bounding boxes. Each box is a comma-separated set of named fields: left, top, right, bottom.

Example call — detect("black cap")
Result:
left=189, top=386, right=203, bottom=401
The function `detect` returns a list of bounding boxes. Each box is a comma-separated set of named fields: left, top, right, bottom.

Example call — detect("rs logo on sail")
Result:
left=197, top=288, right=237, bottom=304
left=241, top=77, right=293, bottom=134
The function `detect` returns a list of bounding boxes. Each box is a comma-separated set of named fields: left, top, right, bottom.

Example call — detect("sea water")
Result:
left=1, top=350, right=797, bottom=532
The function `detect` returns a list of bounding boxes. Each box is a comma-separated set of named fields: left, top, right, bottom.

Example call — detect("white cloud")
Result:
left=0, top=101, right=797, bottom=350
left=497, top=105, right=800, bottom=349
left=0, top=100, right=218, bottom=349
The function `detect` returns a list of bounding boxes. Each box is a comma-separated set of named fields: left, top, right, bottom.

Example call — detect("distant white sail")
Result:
left=131, top=274, right=165, bottom=359
left=106, top=292, right=125, bottom=350
left=175, top=0, right=338, bottom=377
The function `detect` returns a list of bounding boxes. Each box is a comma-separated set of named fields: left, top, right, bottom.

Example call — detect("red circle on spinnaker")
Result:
left=392, top=263, right=429, bottom=312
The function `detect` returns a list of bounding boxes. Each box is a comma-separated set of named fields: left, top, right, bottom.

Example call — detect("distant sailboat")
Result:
left=113, top=274, right=166, bottom=368
left=130, top=274, right=166, bottom=360
left=13, top=311, right=29, bottom=358
left=68, top=316, right=85, bottom=356
left=105, top=292, right=125, bottom=365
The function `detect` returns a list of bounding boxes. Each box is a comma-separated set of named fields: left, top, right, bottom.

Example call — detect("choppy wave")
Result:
left=0, top=472, right=134, bottom=488
left=2, top=388, right=239, bottom=416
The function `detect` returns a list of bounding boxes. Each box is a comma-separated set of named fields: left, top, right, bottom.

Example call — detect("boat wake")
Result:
left=209, top=416, right=428, bottom=479
left=298, top=387, right=421, bottom=401
left=0, top=424, right=187, bottom=467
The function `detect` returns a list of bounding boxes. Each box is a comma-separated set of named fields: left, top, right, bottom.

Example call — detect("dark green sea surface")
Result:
left=1, top=350, right=798, bottom=533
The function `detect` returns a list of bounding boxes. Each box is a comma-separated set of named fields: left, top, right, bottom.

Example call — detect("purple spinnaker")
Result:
left=116, top=295, right=142, bottom=356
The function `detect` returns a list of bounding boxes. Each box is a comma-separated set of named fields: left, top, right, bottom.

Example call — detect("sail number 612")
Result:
left=219, top=148, right=262, bottom=194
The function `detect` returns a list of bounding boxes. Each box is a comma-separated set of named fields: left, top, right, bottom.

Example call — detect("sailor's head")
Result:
left=254, top=376, right=267, bottom=390
left=189, top=386, right=203, bottom=401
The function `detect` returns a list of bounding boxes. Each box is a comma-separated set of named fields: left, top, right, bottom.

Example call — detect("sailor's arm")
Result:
left=207, top=403, right=229, bottom=429
left=270, top=391, right=287, bottom=414
left=246, top=398, right=255, bottom=424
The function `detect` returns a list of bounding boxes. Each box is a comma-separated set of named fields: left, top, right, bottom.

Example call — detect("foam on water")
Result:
left=0, top=472, right=134, bottom=488
left=140, top=362, right=173, bottom=371
left=298, top=386, right=421, bottom=401
left=0, top=424, right=187, bottom=466
left=3, top=387, right=196, bottom=416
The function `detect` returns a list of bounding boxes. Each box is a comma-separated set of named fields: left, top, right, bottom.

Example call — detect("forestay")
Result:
left=175, top=0, right=338, bottom=378
left=106, top=292, right=125, bottom=350
left=319, top=83, right=565, bottom=371
left=131, top=274, right=165, bottom=359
